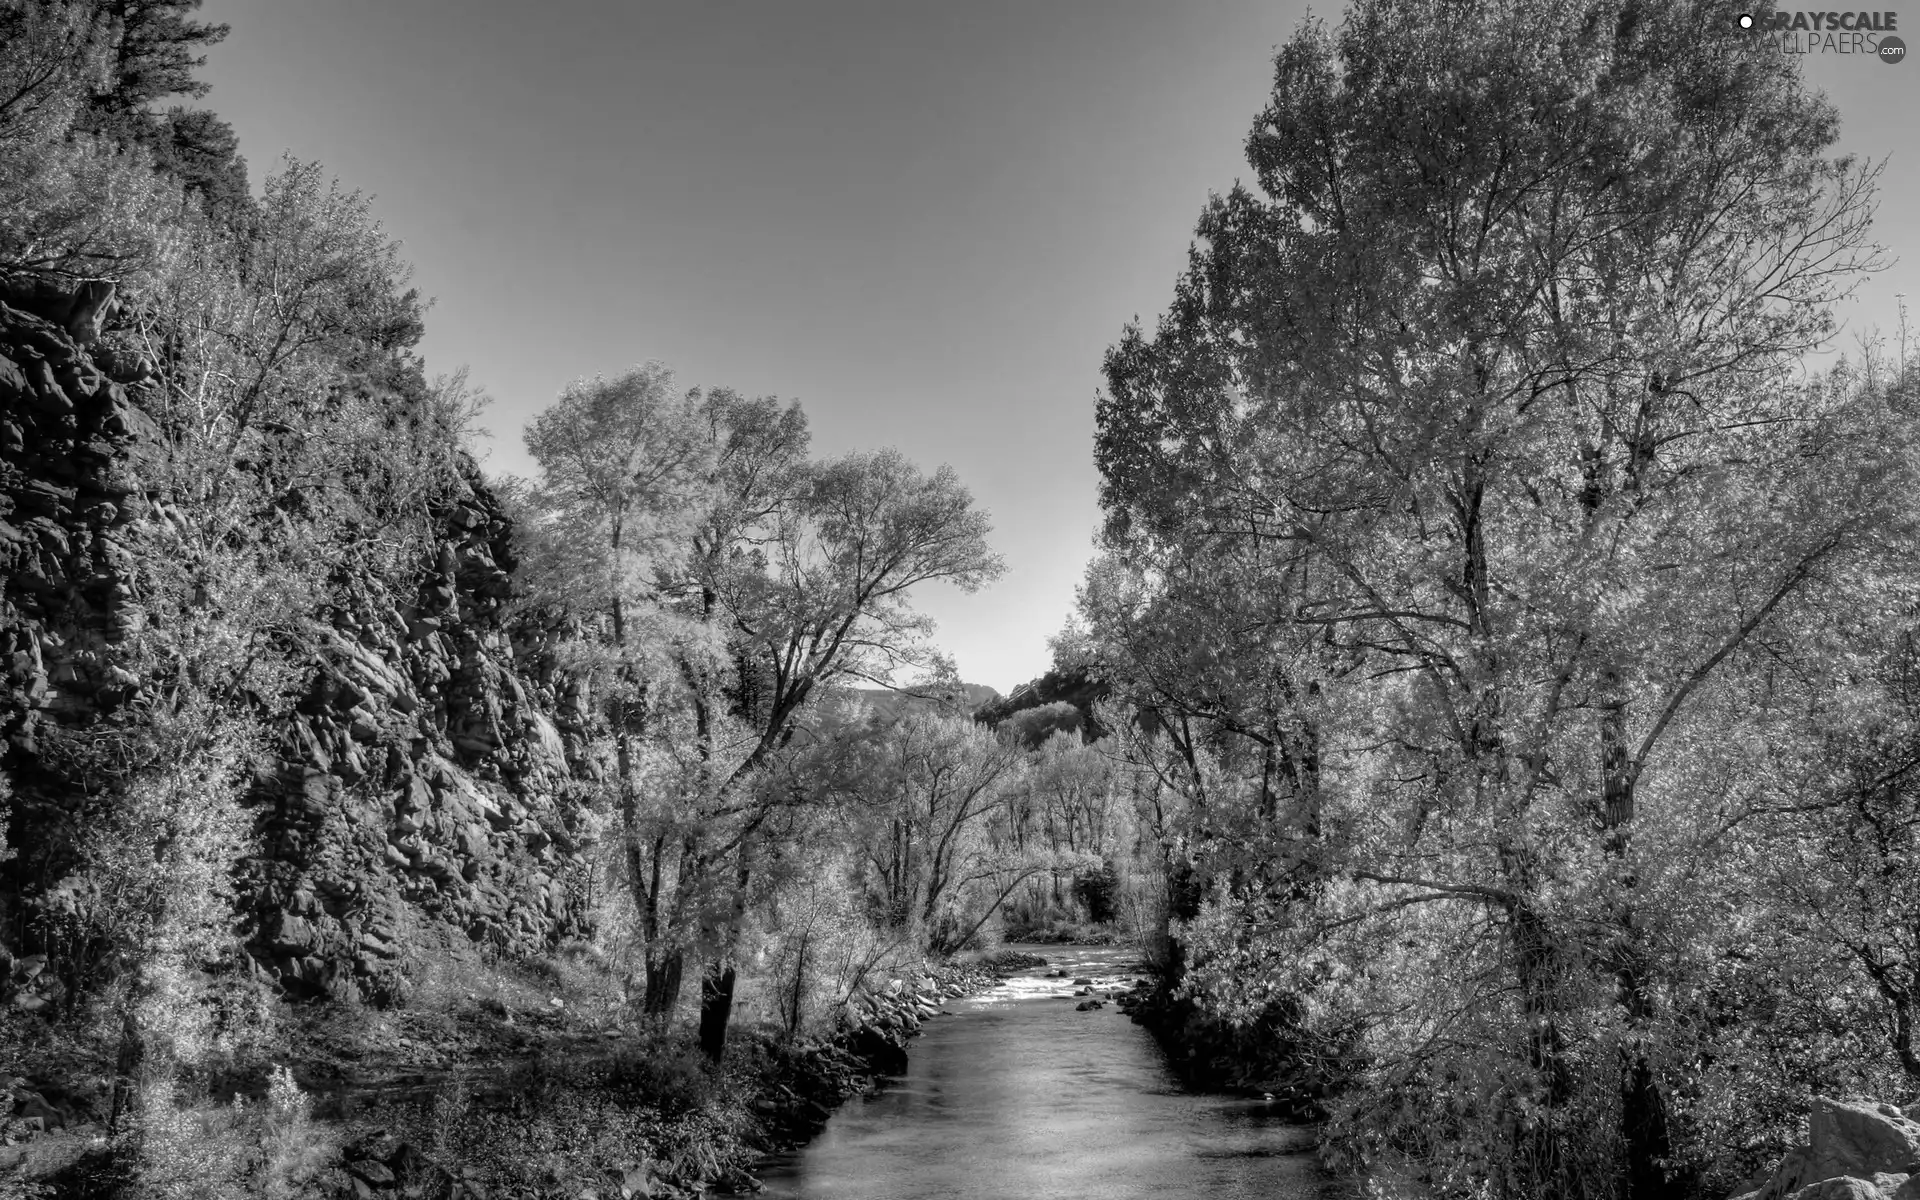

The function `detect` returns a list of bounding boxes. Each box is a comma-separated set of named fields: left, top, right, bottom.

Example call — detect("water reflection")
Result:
left=756, top=946, right=1330, bottom=1200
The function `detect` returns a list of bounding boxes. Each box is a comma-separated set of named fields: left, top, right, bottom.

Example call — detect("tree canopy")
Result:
left=1082, top=0, right=1917, bottom=1195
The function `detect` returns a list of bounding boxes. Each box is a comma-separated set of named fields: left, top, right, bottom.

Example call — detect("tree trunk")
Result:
left=107, top=1005, right=143, bottom=1134
left=696, top=846, right=757, bottom=1061
left=698, top=964, right=737, bottom=1062
left=787, top=929, right=811, bottom=1038
left=643, top=949, right=683, bottom=1019
left=1894, top=992, right=1920, bottom=1080
left=1509, top=903, right=1578, bottom=1199
left=1598, top=673, right=1679, bottom=1200
left=1622, top=1046, right=1675, bottom=1200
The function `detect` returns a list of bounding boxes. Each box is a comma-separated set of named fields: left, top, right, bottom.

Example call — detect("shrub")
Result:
left=1073, top=862, right=1121, bottom=925
left=609, top=1038, right=715, bottom=1116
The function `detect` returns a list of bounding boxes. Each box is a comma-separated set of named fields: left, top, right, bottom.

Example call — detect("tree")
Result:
left=1088, top=0, right=1911, bottom=1194
left=73, top=0, right=253, bottom=223
left=0, top=0, right=181, bottom=285
left=837, top=707, right=1028, bottom=948
left=1763, top=601, right=1920, bottom=1083
left=519, top=363, right=715, bottom=1021
left=85, top=0, right=228, bottom=115
left=517, top=370, right=1005, bottom=1058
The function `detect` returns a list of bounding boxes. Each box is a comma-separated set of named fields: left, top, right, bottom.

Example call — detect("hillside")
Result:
left=829, top=682, right=1001, bottom=723
left=972, top=667, right=1107, bottom=732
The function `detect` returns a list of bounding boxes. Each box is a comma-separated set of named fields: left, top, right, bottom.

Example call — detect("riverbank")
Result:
left=2, top=950, right=1049, bottom=1199
left=1112, top=974, right=1345, bottom=1122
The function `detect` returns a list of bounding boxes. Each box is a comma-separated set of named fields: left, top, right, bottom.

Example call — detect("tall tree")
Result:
left=518, top=372, right=1005, bottom=1058
left=1089, top=0, right=1911, bottom=1194
left=520, top=363, right=714, bottom=1021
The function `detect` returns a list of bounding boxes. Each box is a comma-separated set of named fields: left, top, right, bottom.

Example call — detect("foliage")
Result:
left=609, top=1035, right=717, bottom=1116
left=513, top=365, right=1005, bottom=1051
left=1081, top=0, right=1916, bottom=1195
left=0, top=8, right=492, bottom=1185
left=132, top=1066, right=333, bottom=1200
left=0, top=1, right=181, bottom=282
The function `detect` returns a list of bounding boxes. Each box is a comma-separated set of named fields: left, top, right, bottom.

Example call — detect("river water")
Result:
left=756, top=944, right=1332, bottom=1200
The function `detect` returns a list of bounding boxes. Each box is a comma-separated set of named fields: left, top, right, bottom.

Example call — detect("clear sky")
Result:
left=193, top=1, right=1918, bottom=696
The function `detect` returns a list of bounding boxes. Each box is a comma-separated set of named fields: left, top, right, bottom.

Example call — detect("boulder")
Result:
left=1744, top=1147, right=1814, bottom=1200
left=1790, top=1179, right=1895, bottom=1200
left=12, top=1090, right=63, bottom=1130
left=1810, top=1098, right=1920, bottom=1183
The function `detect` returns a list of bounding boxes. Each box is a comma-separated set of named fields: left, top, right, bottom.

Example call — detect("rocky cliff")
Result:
left=0, top=279, right=599, bottom=1008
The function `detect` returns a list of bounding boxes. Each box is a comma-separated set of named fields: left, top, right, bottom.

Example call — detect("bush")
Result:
left=131, top=1066, right=334, bottom=1200
left=1073, top=862, right=1121, bottom=924
left=609, top=1037, right=715, bottom=1117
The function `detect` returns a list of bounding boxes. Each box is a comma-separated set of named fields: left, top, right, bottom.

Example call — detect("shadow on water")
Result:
left=756, top=944, right=1334, bottom=1200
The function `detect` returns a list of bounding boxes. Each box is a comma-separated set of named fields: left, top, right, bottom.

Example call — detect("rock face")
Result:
left=1732, top=1098, right=1920, bottom=1200
left=237, top=464, right=599, bottom=1004
left=1808, top=1100, right=1920, bottom=1187
left=0, top=282, right=598, bottom=1005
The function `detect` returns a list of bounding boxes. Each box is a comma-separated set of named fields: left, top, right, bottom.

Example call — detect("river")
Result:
left=756, top=944, right=1332, bottom=1200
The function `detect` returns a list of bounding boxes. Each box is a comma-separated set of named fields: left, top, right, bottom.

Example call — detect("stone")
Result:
left=54, top=358, right=105, bottom=400
left=0, top=354, right=26, bottom=405
left=270, top=914, right=318, bottom=954
left=1810, top=1098, right=1920, bottom=1183
left=348, top=1159, right=396, bottom=1186
left=63, top=279, right=114, bottom=344
left=19, top=356, right=69, bottom=412
left=346, top=1131, right=404, bottom=1164
left=1791, top=1179, right=1893, bottom=1200
left=13, top=1090, right=62, bottom=1129
left=1754, top=1148, right=1816, bottom=1200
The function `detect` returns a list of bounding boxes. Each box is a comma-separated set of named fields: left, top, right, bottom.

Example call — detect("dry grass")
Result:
left=402, top=938, right=627, bottom=1028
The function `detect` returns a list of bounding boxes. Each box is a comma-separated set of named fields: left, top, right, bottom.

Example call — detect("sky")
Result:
left=193, top=1, right=1920, bottom=697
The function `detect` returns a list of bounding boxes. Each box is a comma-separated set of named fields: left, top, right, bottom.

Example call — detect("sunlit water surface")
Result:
left=756, top=945, right=1331, bottom=1200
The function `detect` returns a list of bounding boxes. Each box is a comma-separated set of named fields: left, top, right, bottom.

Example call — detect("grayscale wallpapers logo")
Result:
left=1736, top=9, right=1906, bottom=60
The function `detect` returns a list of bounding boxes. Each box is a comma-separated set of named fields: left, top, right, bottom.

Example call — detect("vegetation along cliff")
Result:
left=0, top=6, right=1094, bottom=1197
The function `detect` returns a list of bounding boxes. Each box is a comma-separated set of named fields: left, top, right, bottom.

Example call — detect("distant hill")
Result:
left=973, top=666, right=1110, bottom=735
